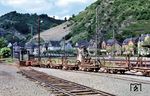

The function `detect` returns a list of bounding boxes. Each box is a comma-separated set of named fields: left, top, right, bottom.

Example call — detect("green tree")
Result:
left=143, top=36, right=150, bottom=45
left=0, top=37, right=7, bottom=49
left=0, top=47, right=11, bottom=58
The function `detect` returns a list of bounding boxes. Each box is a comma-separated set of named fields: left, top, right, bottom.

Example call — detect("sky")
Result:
left=0, top=0, right=97, bottom=19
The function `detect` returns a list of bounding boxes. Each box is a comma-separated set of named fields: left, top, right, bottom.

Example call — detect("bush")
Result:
left=0, top=47, right=11, bottom=58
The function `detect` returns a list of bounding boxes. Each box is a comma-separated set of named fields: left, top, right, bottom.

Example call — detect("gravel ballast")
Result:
left=0, top=64, right=51, bottom=96
left=33, top=67, right=150, bottom=96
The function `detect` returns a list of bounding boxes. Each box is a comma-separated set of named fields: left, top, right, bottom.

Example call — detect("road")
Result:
left=33, top=67, right=150, bottom=96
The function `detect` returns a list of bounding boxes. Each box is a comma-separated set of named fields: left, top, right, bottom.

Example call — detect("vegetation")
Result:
left=43, top=49, right=76, bottom=55
left=66, top=0, right=150, bottom=44
left=0, top=37, right=7, bottom=49
left=0, top=11, right=65, bottom=45
left=0, top=47, right=11, bottom=58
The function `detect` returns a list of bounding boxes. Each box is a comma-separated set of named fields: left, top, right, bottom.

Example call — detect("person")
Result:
left=77, top=47, right=83, bottom=62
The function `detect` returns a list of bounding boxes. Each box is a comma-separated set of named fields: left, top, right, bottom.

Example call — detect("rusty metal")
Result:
left=62, top=59, right=80, bottom=70
left=79, top=58, right=100, bottom=72
left=50, top=58, right=63, bottom=69
left=20, top=68, right=115, bottom=96
left=20, top=53, right=150, bottom=76
left=101, top=57, right=150, bottom=75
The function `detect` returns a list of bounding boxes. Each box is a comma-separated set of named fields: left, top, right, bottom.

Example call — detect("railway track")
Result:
left=20, top=68, right=115, bottom=96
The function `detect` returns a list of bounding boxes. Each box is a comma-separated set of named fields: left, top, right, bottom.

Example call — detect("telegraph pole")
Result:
left=95, top=6, right=99, bottom=64
left=38, top=16, right=41, bottom=64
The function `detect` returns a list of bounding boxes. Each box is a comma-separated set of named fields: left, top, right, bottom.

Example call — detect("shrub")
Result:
left=0, top=47, right=11, bottom=58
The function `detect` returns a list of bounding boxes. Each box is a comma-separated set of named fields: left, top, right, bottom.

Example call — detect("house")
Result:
left=48, top=41, right=61, bottom=51
left=101, top=41, right=107, bottom=49
left=25, top=42, right=38, bottom=54
left=87, top=40, right=97, bottom=56
left=88, top=40, right=97, bottom=50
left=138, top=34, right=150, bottom=56
left=65, top=42, right=73, bottom=50
left=122, top=37, right=138, bottom=55
left=105, top=39, right=121, bottom=55
left=75, top=40, right=89, bottom=48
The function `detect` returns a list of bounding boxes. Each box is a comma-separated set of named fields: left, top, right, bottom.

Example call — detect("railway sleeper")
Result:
left=70, top=89, right=93, bottom=93
left=74, top=92, right=100, bottom=95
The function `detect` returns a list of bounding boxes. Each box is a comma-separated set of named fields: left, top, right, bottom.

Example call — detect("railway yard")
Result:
left=0, top=0, right=150, bottom=96
left=0, top=60, right=150, bottom=96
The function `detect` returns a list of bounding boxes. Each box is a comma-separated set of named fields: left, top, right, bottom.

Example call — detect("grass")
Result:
left=4, top=58, right=15, bottom=64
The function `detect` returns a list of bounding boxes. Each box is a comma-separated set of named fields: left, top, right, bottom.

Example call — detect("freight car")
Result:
left=19, top=48, right=150, bottom=76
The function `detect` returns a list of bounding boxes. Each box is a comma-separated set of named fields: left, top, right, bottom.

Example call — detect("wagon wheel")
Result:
left=107, top=69, right=111, bottom=73
left=120, top=70, right=125, bottom=74
left=62, top=66, right=68, bottom=70
left=99, top=57, right=106, bottom=67
left=39, top=60, right=44, bottom=68
left=46, top=59, right=51, bottom=68
left=75, top=60, right=81, bottom=66
left=143, top=71, right=149, bottom=77
left=112, top=69, right=118, bottom=74
left=148, top=72, right=150, bottom=77
left=50, top=60, right=56, bottom=68
left=42, top=59, right=47, bottom=68
left=78, top=66, right=82, bottom=71
left=86, top=68, right=90, bottom=71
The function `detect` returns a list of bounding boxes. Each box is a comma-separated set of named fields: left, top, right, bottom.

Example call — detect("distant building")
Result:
left=105, top=39, right=121, bottom=55
left=65, top=42, right=73, bottom=50
left=25, top=42, right=38, bottom=54
left=101, top=40, right=107, bottom=49
left=122, top=37, right=138, bottom=55
left=138, top=34, right=150, bottom=56
left=48, top=41, right=61, bottom=50
left=87, top=40, right=97, bottom=56
left=75, top=40, right=89, bottom=48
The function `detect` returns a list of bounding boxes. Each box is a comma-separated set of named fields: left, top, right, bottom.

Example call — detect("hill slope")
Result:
left=32, top=21, right=71, bottom=42
left=0, top=11, right=64, bottom=45
left=67, top=0, right=150, bottom=44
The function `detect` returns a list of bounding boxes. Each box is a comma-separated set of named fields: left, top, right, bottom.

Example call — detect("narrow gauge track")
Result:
left=20, top=68, right=115, bottom=96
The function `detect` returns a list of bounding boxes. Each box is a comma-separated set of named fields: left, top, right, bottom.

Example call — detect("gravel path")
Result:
left=0, top=63, right=51, bottom=96
left=33, top=67, right=150, bottom=96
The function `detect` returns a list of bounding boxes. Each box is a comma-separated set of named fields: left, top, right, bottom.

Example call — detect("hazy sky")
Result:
left=0, top=0, right=96, bottom=19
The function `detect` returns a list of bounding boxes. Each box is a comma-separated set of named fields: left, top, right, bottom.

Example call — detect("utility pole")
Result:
left=28, top=24, right=33, bottom=37
left=38, top=16, right=41, bottom=64
left=112, top=23, right=117, bottom=57
left=30, top=25, right=33, bottom=37
left=95, top=5, right=100, bottom=64
left=63, top=37, right=66, bottom=58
